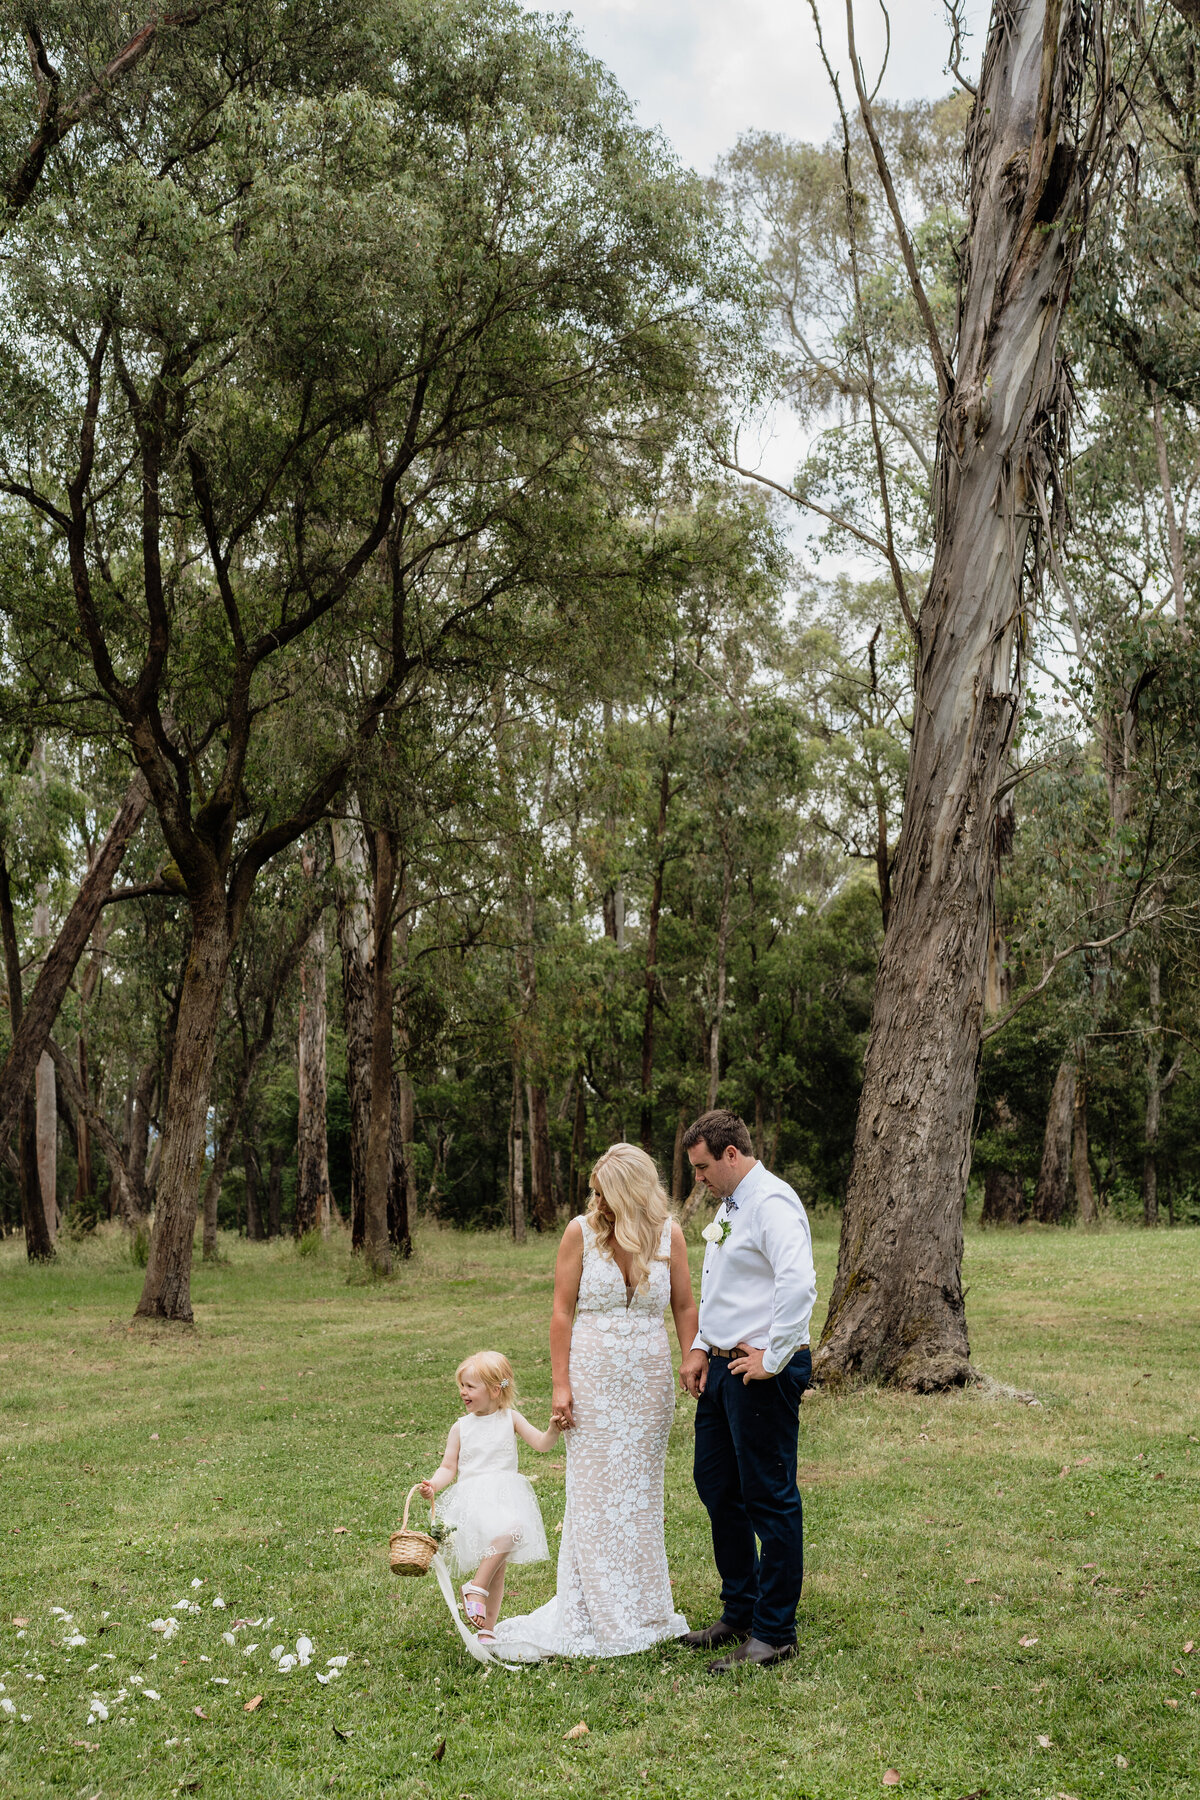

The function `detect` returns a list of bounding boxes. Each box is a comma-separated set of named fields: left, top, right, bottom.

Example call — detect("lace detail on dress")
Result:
left=494, top=1216, right=687, bottom=1659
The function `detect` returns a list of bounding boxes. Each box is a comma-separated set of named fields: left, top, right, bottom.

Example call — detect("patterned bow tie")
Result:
left=725, top=1196, right=739, bottom=1215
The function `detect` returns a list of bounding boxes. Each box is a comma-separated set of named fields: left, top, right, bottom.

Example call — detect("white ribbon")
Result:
left=428, top=1553, right=542, bottom=1667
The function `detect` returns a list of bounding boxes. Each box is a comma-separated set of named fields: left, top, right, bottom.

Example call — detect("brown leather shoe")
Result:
left=678, top=1619, right=750, bottom=1651
left=708, top=1636, right=796, bottom=1673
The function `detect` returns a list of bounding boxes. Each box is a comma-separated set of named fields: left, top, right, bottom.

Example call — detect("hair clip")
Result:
left=499, top=1377, right=510, bottom=1388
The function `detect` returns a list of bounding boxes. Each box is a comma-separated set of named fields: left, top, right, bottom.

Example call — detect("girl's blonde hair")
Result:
left=455, top=1350, right=515, bottom=1409
left=586, top=1143, right=672, bottom=1292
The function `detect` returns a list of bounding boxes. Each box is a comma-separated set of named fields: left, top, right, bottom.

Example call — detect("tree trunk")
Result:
left=817, top=0, right=1099, bottom=1389
left=509, top=1061, right=526, bottom=1243
left=707, top=847, right=733, bottom=1110
left=362, top=829, right=394, bottom=1277
left=981, top=1169, right=1024, bottom=1225
left=267, top=1142, right=285, bottom=1238
left=530, top=1083, right=555, bottom=1230
left=74, top=1034, right=92, bottom=1209
left=1073, top=1073, right=1097, bottom=1224
left=201, top=1119, right=233, bottom=1260
left=48, top=1036, right=144, bottom=1227
left=0, top=845, right=54, bottom=1259
left=0, top=773, right=149, bottom=1150
left=570, top=1076, right=587, bottom=1214
left=35, top=1049, right=57, bottom=1242
left=244, top=1140, right=263, bottom=1241
left=1033, top=1061, right=1076, bottom=1223
left=135, top=903, right=232, bottom=1320
left=295, top=914, right=330, bottom=1238
left=671, top=1108, right=687, bottom=1209
left=1143, top=959, right=1162, bottom=1227
left=387, top=1069, right=412, bottom=1257
left=640, top=736, right=673, bottom=1151
left=332, top=816, right=373, bottom=1251
left=127, top=1060, right=156, bottom=1212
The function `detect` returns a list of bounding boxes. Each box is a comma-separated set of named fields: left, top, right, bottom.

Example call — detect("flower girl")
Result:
left=420, top=1351, right=559, bottom=1642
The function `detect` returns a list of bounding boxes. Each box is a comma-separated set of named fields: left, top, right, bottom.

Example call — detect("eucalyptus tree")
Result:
left=0, top=0, right=752, bottom=1315
left=810, top=0, right=1121, bottom=1389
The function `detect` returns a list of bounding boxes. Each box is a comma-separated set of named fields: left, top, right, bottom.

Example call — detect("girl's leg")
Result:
left=482, top=1563, right=506, bottom=1633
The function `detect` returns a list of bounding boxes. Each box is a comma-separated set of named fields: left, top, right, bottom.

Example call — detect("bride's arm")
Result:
left=669, top=1221, right=708, bottom=1398
left=549, top=1219, right=584, bottom=1430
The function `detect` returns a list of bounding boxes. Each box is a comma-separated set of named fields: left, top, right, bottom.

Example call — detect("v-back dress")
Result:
left=494, top=1216, right=688, bottom=1658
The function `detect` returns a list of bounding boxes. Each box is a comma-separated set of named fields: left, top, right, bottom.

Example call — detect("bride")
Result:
left=493, top=1143, right=699, bottom=1659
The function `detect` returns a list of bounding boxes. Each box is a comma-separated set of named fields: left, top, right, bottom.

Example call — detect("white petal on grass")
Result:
left=92, top=1701, right=109, bottom=1721
left=315, top=1672, right=331, bottom=1685
left=326, top=1656, right=349, bottom=1668
left=277, top=1655, right=296, bottom=1673
left=50, top=1608, right=71, bottom=1619
left=212, top=1599, right=226, bottom=1610
left=128, top=1676, right=145, bottom=1687
left=269, top=1647, right=284, bottom=1662
left=62, top=1634, right=87, bottom=1648
left=221, top=1633, right=236, bottom=1649
left=1, top=1699, right=18, bottom=1715
left=242, top=1645, right=258, bottom=1657
left=191, top=1579, right=204, bottom=1589
left=211, top=1678, right=229, bottom=1686
left=141, top=1689, right=161, bottom=1701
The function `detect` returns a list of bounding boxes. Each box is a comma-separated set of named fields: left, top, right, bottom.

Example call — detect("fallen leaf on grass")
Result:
left=333, top=1527, right=348, bottom=1535
left=954, top=1791, right=987, bottom=1800
left=11, top=1618, right=28, bottom=1628
left=1164, top=1698, right=1179, bottom=1709
left=244, top=1695, right=262, bottom=1713
left=70, top=1740, right=99, bottom=1752
left=563, top=1721, right=589, bottom=1740
left=964, top=1577, right=982, bottom=1585
left=332, top=1726, right=354, bottom=1742
left=1184, top=1642, right=1194, bottom=1655
left=882, top=1772, right=901, bottom=1788
left=1018, top=1636, right=1039, bottom=1648
left=1115, top=1755, right=1128, bottom=1768
left=1037, top=1735, right=1053, bottom=1748
left=192, top=1707, right=208, bottom=1719
left=433, top=1738, right=446, bottom=1762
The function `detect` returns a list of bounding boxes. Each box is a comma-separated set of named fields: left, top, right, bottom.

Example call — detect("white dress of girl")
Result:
left=436, top=1407, right=548, bottom=1575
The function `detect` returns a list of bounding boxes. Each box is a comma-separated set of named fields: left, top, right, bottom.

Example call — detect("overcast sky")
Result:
left=527, top=0, right=987, bottom=173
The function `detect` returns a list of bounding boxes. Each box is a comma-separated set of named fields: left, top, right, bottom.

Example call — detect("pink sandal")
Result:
left=461, top=1583, right=488, bottom=1627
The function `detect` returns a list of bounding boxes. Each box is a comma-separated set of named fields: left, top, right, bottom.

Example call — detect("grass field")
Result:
left=0, top=1217, right=1198, bottom=1800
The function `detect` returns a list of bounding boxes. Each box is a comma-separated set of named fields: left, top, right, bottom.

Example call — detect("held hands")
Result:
left=679, top=1348, right=709, bottom=1398
left=729, top=1342, right=773, bottom=1385
left=551, top=1385, right=576, bottom=1431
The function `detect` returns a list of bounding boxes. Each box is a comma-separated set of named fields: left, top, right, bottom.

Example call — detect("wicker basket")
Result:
left=389, top=1484, right=440, bottom=1577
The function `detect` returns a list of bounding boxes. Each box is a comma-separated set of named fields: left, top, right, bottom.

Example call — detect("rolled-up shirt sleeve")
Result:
left=757, top=1194, right=817, bottom=1375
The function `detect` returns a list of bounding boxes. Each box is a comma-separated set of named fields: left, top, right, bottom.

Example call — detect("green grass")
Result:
left=0, top=1218, right=1198, bottom=1800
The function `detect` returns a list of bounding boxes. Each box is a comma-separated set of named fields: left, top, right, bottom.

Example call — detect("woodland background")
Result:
left=4, top=0, right=1200, bottom=1315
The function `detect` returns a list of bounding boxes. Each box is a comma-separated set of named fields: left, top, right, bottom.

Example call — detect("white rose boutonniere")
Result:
left=701, top=1219, right=733, bottom=1249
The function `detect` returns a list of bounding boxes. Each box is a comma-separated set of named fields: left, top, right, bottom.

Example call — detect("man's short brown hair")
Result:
left=682, top=1109, right=754, bottom=1159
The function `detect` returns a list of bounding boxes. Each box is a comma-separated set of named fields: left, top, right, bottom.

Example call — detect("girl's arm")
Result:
left=418, top=1421, right=461, bottom=1498
left=669, top=1220, right=707, bottom=1397
left=511, top=1410, right=562, bottom=1454
left=550, top=1218, right=584, bottom=1429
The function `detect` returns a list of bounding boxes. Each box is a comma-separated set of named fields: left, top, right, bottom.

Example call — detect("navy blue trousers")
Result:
left=693, top=1348, right=810, bottom=1646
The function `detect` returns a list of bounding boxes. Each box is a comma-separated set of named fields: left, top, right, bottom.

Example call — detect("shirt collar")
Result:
left=724, top=1160, right=762, bottom=1215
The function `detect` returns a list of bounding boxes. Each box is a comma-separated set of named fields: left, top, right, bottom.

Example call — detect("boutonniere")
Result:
left=701, top=1218, right=732, bottom=1249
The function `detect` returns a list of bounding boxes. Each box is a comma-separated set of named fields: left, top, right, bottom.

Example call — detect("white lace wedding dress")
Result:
left=493, top=1216, right=688, bottom=1660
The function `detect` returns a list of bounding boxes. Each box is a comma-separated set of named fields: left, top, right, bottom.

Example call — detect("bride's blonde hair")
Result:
left=586, top=1143, right=672, bottom=1292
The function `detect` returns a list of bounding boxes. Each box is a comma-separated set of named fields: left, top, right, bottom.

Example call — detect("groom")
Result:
left=677, top=1109, right=817, bottom=1673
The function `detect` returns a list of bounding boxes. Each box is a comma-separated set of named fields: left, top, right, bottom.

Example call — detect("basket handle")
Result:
left=401, top=1482, right=436, bottom=1531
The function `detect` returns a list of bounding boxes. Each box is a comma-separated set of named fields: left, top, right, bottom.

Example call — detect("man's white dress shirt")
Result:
left=694, top=1160, right=817, bottom=1375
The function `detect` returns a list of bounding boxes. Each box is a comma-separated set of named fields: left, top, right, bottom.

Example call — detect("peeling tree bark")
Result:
left=1034, top=1060, right=1076, bottom=1223
left=295, top=913, right=331, bottom=1238
left=818, top=0, right=1106, bottom=1388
